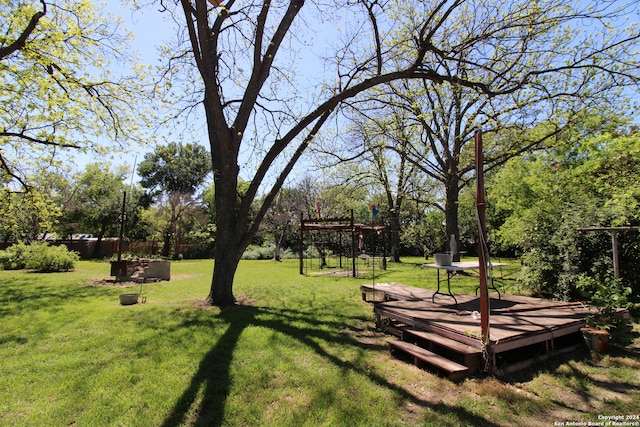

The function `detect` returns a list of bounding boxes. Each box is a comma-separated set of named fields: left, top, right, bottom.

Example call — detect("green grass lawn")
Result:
left=1, top=257, right=639, bottom=426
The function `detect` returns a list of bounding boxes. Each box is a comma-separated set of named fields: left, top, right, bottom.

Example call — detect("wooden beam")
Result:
left=577, top=226, right=640, bottom=232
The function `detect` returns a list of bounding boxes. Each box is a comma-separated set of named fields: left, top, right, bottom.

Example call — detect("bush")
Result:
left=24, top=243, right=79, bottom=272
left=242, top=245, right=275, bottom=260
left=577, top=274, right=636, bottom=346
left=0, top=242, right=79, bottom=272
left=241, top=245, right=296, bottom=260
left=178, top=244, right=214, bottom=260
left=0, top=241, right=29, bottom=270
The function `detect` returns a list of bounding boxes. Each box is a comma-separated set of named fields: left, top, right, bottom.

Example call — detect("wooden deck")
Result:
left=361, top=282, right=594, bottom=378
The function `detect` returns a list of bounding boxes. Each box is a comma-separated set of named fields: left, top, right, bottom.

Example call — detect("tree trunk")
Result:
left=207, top=188, right=244, bottom=306
left=207, top=115, right=246, bottom=306
left=92, top=233, right=104, bottom=259
left=161, top=228, right=172, bottom=258
left=91, top=222, right=109, bottom=259
left=273, top=236, right=281, bottom=262
left=207, top=228, right=242, bottom=306
left=388, top=212, right=402, bottom=262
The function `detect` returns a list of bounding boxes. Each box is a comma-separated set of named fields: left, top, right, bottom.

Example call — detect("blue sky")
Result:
left=104, top=1, right=175, bottom=65
left=90, top=1, right=640, bottom=187
left=78, top=2, right=184, bottom=181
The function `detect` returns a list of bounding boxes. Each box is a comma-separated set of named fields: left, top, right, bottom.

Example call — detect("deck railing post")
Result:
left=475, top=129, right=493, bottom=374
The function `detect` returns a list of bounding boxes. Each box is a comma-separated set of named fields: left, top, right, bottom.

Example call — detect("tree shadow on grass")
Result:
left=160, top=304, right=500, bottom=427
left=499, top=344, right=640, bottom=417
left=0, top=277, right=113, bottom=317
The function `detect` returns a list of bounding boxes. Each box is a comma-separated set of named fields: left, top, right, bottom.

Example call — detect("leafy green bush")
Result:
left=0, top=242, right=79, bottom=272
left=0, top=241, right=29, bottom=270
left=577, top=274, right=636, bottom=345
left=108, top=252, right=164, bottom=262
left=241, top=245, right=296, bottom=260
left=24, top=243, right=79, bottom=272
left=242, top=245, right=272, bottom=260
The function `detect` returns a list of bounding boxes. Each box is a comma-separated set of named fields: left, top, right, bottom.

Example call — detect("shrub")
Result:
left=23, top=243, right=79, bottom=272
left=0, top=241, right=30, bottom=270
left=577, top=274, right=636, bottom=345
left=178, top=244, right=214, bottom=259
left=242, top=245, right=274, bottom=260
left=0, top=242, right=79, bottom=272
left=241, top=245, right=296, bottom=260
left=109, top=252, right=164, bottom=262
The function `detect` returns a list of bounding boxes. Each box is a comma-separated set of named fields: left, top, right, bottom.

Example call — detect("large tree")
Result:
left=490, top=122, right=640, bottom=300
left=334, top=0, right=640, bottom=258
left=150, top=0, right=640, bottom=306
left=55, top=163, right=146, bottom=257
left=316, top=105, right=433, bottom=262
left=0, top=170, right=62, bottom=241
left=137, top=141, right=211, bottom=257
left=0, top=0, right=148, bottom=191
left=261, top=187, right=306, bottom=261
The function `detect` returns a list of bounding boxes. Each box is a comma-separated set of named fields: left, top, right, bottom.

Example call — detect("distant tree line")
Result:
left=3, top=117, right=640, bottom=305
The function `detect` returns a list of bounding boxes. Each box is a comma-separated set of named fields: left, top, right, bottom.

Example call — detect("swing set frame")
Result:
left=299, top=210, right=386, bottom=277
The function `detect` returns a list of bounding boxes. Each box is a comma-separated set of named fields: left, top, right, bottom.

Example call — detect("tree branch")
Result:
left=0, top=131, right=81, bottom=149
left=0, top=0, right=46, bottom=60
left=243, top=109, right=332, bottom=247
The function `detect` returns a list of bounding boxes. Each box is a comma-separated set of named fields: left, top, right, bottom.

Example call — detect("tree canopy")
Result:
left=490, top=123, right=640, bottom=299
left=321, top=0, right=640, bottom=259
left=137, top=141, right=211, bottom=197
left=0, top=0, right=149, bottom=191
left=137, top=141, right=211, bottom=257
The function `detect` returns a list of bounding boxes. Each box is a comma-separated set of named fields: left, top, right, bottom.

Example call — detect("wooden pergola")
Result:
left=299, top=210, right=385, bottom=277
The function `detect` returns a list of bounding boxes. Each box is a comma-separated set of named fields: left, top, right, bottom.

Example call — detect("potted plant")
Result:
left=577, top=274, right=634, bottom=352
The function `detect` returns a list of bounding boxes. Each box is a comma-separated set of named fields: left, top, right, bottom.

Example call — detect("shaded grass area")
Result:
left=0, top=258, right=638, bottom=426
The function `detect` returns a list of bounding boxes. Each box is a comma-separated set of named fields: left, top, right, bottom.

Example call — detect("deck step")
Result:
left=389, top=340, right=469, bottom=380
left=378, top=323, right=404, bottom=338
left=403, top=328, right=481, bottom=355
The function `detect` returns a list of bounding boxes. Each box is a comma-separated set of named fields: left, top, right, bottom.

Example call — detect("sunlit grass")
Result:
left=1, top=258, right=638, bottom=426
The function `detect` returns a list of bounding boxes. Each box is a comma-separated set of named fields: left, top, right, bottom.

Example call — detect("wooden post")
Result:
left=117, top=191, right=127, bottom=262
left=576, top=226, right=639, bottom=279
left=299, top=212, right=304, bottom=275
left=475, top=130, right=492, bottom=373
left=612, top=230, right=620, bottom=279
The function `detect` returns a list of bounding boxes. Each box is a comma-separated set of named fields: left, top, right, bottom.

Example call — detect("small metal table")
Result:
left=422, top=261, right=507, bottom=306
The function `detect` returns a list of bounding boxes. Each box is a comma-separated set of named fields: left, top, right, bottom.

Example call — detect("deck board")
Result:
left=362, top=283, right=593, bottom=355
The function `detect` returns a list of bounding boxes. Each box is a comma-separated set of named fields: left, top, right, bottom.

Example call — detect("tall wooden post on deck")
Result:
left=474, top=130, right=492, bottom=373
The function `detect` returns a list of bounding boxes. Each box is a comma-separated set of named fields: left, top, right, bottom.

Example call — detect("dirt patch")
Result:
left=310, top=269, right=357, bottom=277
left=84, top=278, right=141, bottom=288
left=183, top=294, right=259, bottom=311
left=86, top=272, right=196, bottom=287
